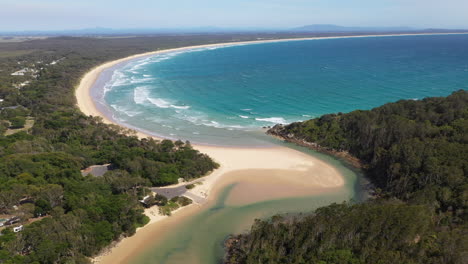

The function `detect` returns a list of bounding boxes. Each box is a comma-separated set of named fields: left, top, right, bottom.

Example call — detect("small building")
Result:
left=13, top=225, right=23, bottom=233
left=11, top=68, right=28, bottom=76
left=139, top=195, right=152, bottom=208
left=11, top=68, right=38, bottom=77
left=4, top=216, right=20, bottom=226
left=13, top=81, right=30, bottom=89
left=49, top=57, right=65, bottom=65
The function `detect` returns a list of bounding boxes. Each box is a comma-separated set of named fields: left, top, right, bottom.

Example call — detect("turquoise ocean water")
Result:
left=96, top=34, right=468, bottom=146
left=91, top=35, right=468, bottom=263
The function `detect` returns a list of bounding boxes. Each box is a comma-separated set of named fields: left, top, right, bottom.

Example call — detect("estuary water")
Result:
left=93, top=34, right=468, bottom=263
left=130, top=146, right=365, bottom=264
left=98, top=34, right=468, bottom=146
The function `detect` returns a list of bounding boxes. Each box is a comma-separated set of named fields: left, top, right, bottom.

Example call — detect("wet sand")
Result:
left=74, top=34, right=459, bottom=263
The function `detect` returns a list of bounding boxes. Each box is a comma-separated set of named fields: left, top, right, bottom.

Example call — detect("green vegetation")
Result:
left=0, top=36, right=262, bottom=263
left=226, top=91, right=468, bottom=264
left=171, top=196, right=193, bottom=206
left=2, top=33, right=465, bottom=264
left=8, top=116, right=25, bottom=128
left=0, top=50, right=35, bottom=58
left=159, top=201, right=180, bottom=216
left=185, top=183, right=196, bottom=189
left=226, top=202, right=466, bottom=264
left=269, top=90, right=467, bottom=207
left=159, top=196, right=193, bottom=216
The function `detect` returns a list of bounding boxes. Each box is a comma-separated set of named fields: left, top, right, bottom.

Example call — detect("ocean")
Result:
left=95, top=34, right=468, bottom=146
left=91, top=34, right=468, bottom=264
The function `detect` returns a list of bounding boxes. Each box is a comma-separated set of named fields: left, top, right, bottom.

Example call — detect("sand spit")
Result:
left=76, top=33, right=466, bottom=263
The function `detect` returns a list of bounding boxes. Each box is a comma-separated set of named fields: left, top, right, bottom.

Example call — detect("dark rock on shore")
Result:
left=267, top=124, right=363, bottom=169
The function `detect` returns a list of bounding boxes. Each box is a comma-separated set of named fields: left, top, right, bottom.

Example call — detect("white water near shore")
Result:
left=75, top=33, right=466, bottom=263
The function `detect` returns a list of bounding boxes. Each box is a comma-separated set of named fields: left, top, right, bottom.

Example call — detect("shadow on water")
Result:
left=209, top=184, right=235, bottom=213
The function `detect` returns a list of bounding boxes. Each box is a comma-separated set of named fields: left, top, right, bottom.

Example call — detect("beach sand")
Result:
left=75, top=33, right=465, bottom=263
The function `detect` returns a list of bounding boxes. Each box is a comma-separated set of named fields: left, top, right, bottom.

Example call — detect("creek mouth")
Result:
left=127, top=147, right=365, bottom=264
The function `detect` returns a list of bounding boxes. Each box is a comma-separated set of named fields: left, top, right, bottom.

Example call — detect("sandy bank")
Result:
left=90, top=141, right=344, bottom=263
left=75, top=33, right=464, bottom=263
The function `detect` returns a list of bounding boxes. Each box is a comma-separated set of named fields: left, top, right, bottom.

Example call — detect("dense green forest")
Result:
left=225, top=91, right=468, bottom=264
left=0, top=33, right=367, bottom=263
left=0, top=35, right=293, bottom=263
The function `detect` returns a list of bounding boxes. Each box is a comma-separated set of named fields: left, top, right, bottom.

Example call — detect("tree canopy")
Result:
left=226, top=91, right=468, bottom=264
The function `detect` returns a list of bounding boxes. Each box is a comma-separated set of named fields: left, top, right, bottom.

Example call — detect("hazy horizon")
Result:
left=1, top=0, right=468, bottom=31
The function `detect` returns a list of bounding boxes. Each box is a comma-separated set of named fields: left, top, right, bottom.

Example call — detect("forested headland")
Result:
left=225, top=91, right=468, bottom=264
left=1, top=32, right=378, bottom=263
left=0, top=35, right=284, bottom=263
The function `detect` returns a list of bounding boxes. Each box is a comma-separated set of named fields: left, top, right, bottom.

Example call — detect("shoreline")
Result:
left=75, top=32, right=463, bottom=263
left=76, top=31, right=468, bottom=144
left=77, top=31, right=468, bottom=148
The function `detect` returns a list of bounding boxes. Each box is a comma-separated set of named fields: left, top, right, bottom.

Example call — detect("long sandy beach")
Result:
left=75, top=33, right=466, bottom=263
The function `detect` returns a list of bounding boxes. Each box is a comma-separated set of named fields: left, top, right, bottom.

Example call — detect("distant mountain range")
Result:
left=1, top=25, right=467, bottom=36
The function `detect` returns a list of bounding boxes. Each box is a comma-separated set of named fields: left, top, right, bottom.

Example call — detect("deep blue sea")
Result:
left=98, top=34, right=468, bottom=146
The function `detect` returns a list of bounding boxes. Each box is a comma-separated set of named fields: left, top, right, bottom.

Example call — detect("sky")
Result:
left=1, top=0, right=468, bottom=31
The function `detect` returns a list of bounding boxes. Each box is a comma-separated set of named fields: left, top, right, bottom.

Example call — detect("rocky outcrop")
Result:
left=267, top=124, right=363, bottom=169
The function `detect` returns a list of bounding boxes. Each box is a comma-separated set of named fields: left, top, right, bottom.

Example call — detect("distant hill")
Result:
left=0, top=27, right=226, bottom=36
left=1, top=25, right=467, bottom=36
left=0, top=27, right=276, bottom=36
left=291, top=24, right=415, bottom=32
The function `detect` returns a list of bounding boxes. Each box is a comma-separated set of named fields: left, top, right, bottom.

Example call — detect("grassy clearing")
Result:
left=158, top=196, right=193, bottom=216
left=159, top=201, right=180, bottom=216
left=4, top=116, right=34, bottom=136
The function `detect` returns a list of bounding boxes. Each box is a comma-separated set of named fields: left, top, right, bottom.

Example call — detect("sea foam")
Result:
left=133, top=86, right=190, bottom=110
left=104, top=71, right=128, bottom=93
left=133, top=86, right=150, bottom=104
left=110, top=104, right=142, bottom=117
left=148, top=97, right=172, bottom=108
left=255, top=117, right=288, bottom=124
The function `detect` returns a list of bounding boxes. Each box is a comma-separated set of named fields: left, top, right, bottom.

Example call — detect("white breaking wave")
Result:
left=133, top=86, right=150, bottom=104
left=104, top=70, right=128, bottom=93
left=110, top=104, right=142, bottom=117
left=148, top=97, right=172, bottom=108
left=129, top=59, right=151, bottom=72
left=239, top=115, right=249, bottom=119
left=124, top=43, right=239, bottom=75
left=133, top=86, right=191, bottom=109
left=255, top=117, right=288, bottom=124
left=107, top=43, right=242, bottom=94
left=174, top=111, right=248, bottom=130
left=130, top=77, right=156, bottom=84
left=170, top=105, right=191, bottom=109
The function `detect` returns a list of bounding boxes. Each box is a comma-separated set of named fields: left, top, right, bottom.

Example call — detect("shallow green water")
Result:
left=132, top=146, right=364, bottom=264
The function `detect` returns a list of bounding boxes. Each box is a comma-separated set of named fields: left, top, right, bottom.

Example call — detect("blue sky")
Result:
left=1, top=0, right=468, bottom=31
